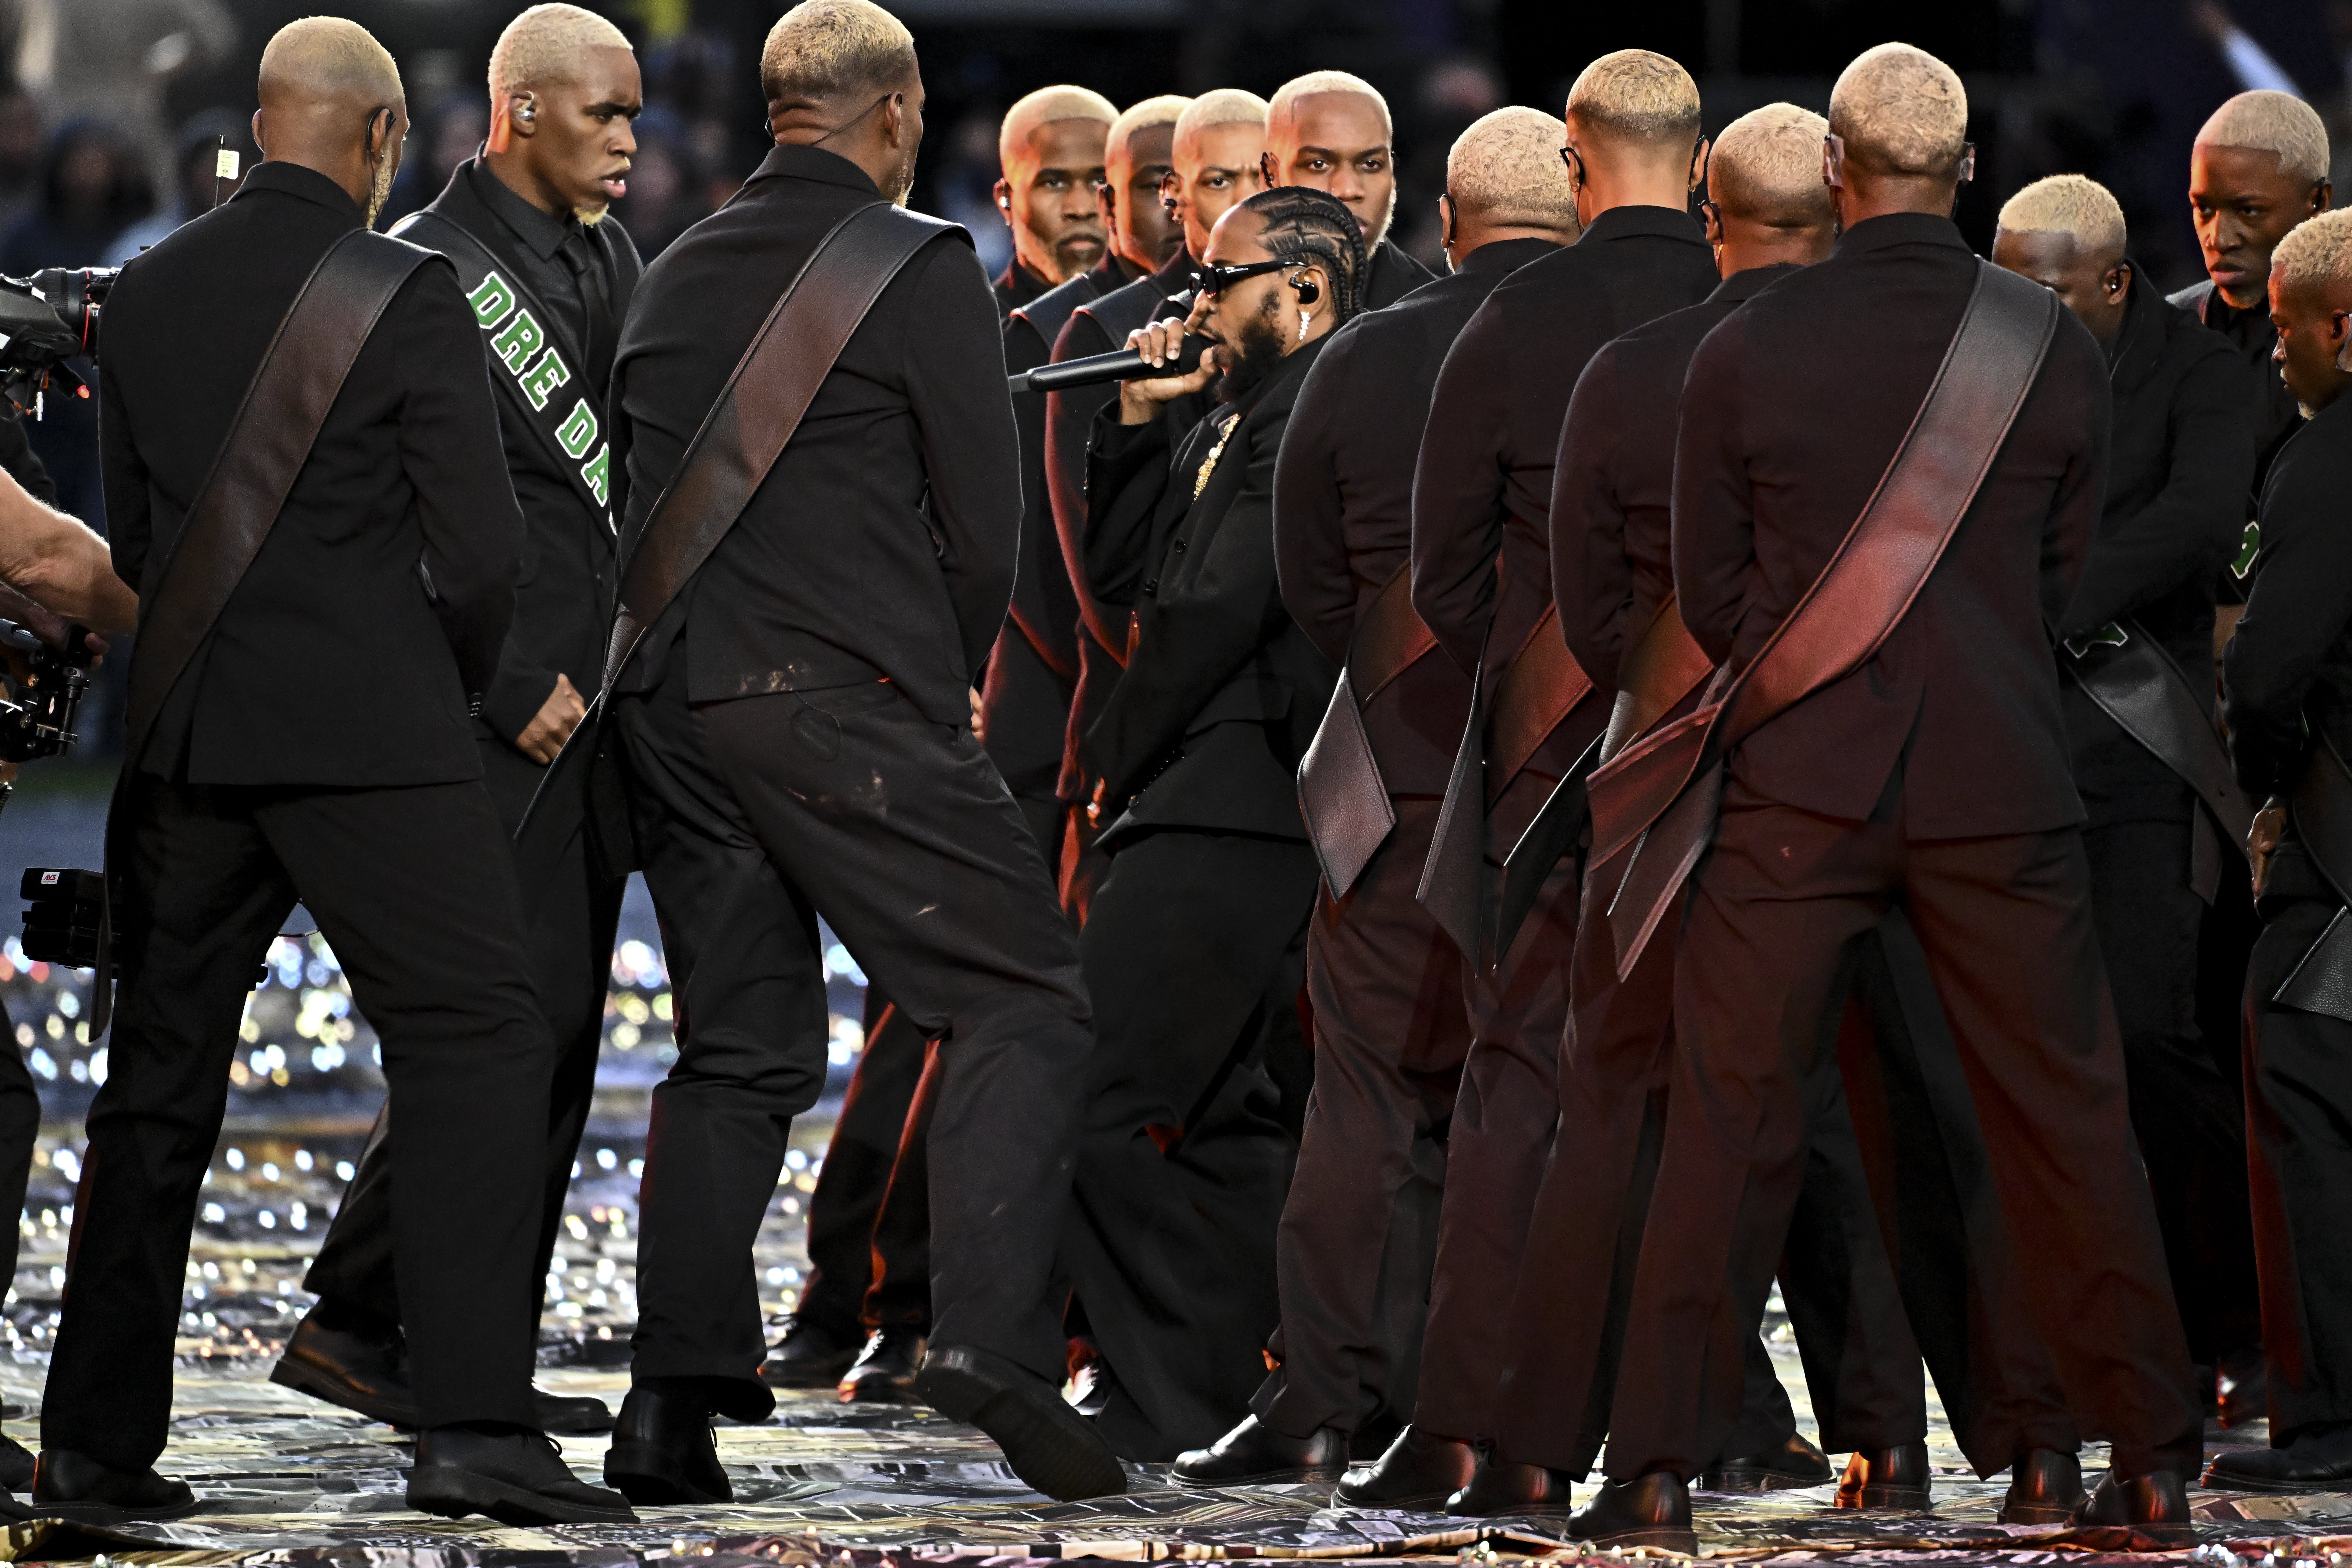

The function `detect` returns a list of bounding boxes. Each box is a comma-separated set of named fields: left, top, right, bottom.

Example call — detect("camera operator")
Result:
left=0, top=466, right=134, bottom=636
left=26, top=17, right=629, bottom=1526
left=276, top=0, right=644, bottom=1444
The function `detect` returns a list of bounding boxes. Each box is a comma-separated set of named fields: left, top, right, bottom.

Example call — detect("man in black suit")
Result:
left=1059, top=187, right=1359, bottom=1462
left=277, top=0, right=645, bottom=1441
left=1260, top=72, right=1434, bottom=311
left=53, top=17, right=627, bottom=1526
left=596, top=0, right=1120, bottom=1507
left=1575, top=44, right=2201, bottom=1547
left=1044, top=90, right=1262, bottom=921
left=1171, top=107, right=1575, bottom=1491
left=990, top=86, right=1115, bottom=316
left=1994, top=174, right=2264, bottom=1412
left=2211, top=207, right=2352, bottom=1492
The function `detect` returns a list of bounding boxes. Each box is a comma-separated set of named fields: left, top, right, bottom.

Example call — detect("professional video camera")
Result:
left=0, top=619, right=92, bottom=767
left=0, top=265, right=112, bottom=418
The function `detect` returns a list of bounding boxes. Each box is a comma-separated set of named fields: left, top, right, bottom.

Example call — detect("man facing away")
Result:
left=1993, top=173, right=2264, bottom=1415
left=1261, top=71, right=1434, bottom=311
left=54, top=16, right=628, bottom=1526
left=278, top=1, right=646, bottom=1441
left=1168, top=107, right=1577, bottom=1490
left=2212, top=207, right=2352, bottom=1493
left=992, top=85, right=1113, bottom=315
left=1574, top=42, right=2201, bottom=1548
left=597, top=0, right=1120, bottom=1507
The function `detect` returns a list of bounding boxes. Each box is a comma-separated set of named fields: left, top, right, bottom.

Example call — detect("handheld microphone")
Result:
left=1008, top=347, right=1162, bottom=395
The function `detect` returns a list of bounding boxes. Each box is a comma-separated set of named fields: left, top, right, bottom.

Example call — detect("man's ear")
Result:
left=1822, top=134, right=1845, bottom=191
left=993, top=176, right=1011, bottom=215
left=1438, top=191, right=1454, bottom=248
left=1688, top=136, right=1711, bottom=194
left=1957, top=141, right=1977, bottom=185
left=251, top=107, right=266, bottom=158
left=1259, top=152, right=1276, bottom=188
left=2108, top=258, right=2133, bottom=303
left=2315, top=179, right=2335, bottom=216
left=1702, top=203, right=1723, bottom=246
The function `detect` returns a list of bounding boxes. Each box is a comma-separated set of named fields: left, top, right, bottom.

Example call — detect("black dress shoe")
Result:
left=1702, top=1431, right=1833, bottom=1493
left=1336, top=1424, right=1479, bottom=1508
left=2000, top=1447, right=2085, bottom=1523
left=840, top=1327, right=926, bottom=1404
left=1173, top=1416, right=1346, bottom=1487
left=1570, top=1472, right=1696, bottom=1554
left=763, top=1315, right=863, bottom=1391
left=271, top=1310, right=418, bottom=1426
left=2, top=1450, right=199, bottom=1523
left=2071, top=1467, right=2193, bottom=1543
left=0, top=1433, right=32, bottom=1493
left=408, top=1425, right=636, bottom=1525
left=604, top=1382, right=730, bottom=1506
left=915, top=1341, right=1126, bottom=1501
left=537, top=1389, right=614, bottom=1436
left=1832, top=1442, right=1931, bottom=1510
left=1445, top=1454, right=1576, bottom=1515
left=2205, top=1422, right=2352, bottom=1494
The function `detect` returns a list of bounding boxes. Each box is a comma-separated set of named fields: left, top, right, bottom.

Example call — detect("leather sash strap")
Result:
left=599, top=204, right=957, bottom=691
left=99, top=229, right=437, bottom=1035
left=1488, top=603, right=1594, bottom=791
left=124, top=230, right=436, bottom=766
left=1297, top=564, right=1442, bottom=898
left=392, top=208, right=615, bottom=522
left=1589, top=262, right=2060, bottom=979
left=1600, top=593, right=1715, bottom=765
left=2275, top=737, right=2352, bottom=1022
left=2065, top=618, right=2252, bottom=902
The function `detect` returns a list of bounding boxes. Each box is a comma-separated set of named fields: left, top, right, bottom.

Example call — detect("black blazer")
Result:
left=1672, top=212, right=2108, bottom=838
left=1551, top=263, right=1791, bottom=697
left=2170, top=277, right=2302, bottom=501
left=610, top=145, right=1016, bottom=728
left=2056, top=270, right=2256, bottom=825
left=100, top=160, right=520, bottom=787
left=410, top=158, right=643, bottom=747
left=2222, top=393, right=2352, bottom=803
left=1081, top=336, right=1339, bottom=845
left=1273, top=237, right=1556, bottom=795
left=1362, top=239, right=1436, bottom=311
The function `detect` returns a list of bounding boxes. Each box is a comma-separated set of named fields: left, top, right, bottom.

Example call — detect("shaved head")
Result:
left=255, top=17, right=407, bottom=224
left=1712, top=102, right=1833, bottom=227
left=1830, top=42, right=1967, bottom=179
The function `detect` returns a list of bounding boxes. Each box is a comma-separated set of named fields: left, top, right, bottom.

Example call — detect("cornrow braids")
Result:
left=1239, top=186, right=1369, bottom=323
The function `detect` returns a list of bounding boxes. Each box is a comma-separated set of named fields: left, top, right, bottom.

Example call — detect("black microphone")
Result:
left=1008, top=347, right=1163, bottom=395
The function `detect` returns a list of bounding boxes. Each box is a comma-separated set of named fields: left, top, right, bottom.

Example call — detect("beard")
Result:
left=1216, top=296, right=1288, bottom=405
left=884, top=142, right=919, bottom=207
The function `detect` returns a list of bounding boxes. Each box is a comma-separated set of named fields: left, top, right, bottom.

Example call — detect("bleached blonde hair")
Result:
left=1173, top=87, right=1268, bottom=169
left=1997, top=174, right=2126, bottom=259
left=1107, top=94, right=1188, bottom=177
left=2271, top=205, right=2352, bottom=294
left=489, top=5, right=630, bottom=100
left=260, top=17, right=401, bottom=105
left=1267, top=70, right=1393, bottom=145
left=1447, top=107, right=1578, bottom=234
left=760, top=0, right=915, bottom=113
left=1829, top=43, right=1967, bottom=178
left=998, top=85, right=1117, bottom=174
left=1712, top=103, right=1833, bottom=226
left=1564, top=50, right=1700, bottom=145
left=2197, top=89, right=2331, bottom=186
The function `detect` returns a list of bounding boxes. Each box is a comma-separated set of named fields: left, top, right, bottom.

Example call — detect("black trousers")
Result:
left=1062, top=827, right=1319, bottom=1461
left=2082, top=811, right=2262, bottom=1368
left=1254, top=799, right=1471, bottom=1439
left=615, top=671, right=1089, bottom=1400
left=1604, top=779, right=2202, bottom=1481
left=796, top=993, right=934, bottom=1342
left=305, top=737, right=624, bottom=1323
left=2243, top=840, right=2352, bottom=1440
left=49, top=776, right=551, bottom=1465
left=0, top=997, right=35, bottom=1318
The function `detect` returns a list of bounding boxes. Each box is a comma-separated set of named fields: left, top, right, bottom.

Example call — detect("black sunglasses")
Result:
left=1192, top=258, right=1291, bottom=296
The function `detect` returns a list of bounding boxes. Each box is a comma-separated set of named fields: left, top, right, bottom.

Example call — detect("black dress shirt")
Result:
left=1273, top=236, right=1556, bottom=795
left=100, top=159, right=520, bottom=787
left=995, top=257, right=1055, bottom=319
left=421, top=158, right=643, bottom=745
left=1672, top=212, right=2108, bottom=838
left=1411, top=205, right=1719, bottom=689
left=1551, top=263, right=1793, bottom=697
left=2056, top=269, right=2256, bottom=825
left=610, top=145, right=1018, bottom=728
left=1081, top=337, right=1339, bottom=843
left=2223, top=392, right=2352, bottom=802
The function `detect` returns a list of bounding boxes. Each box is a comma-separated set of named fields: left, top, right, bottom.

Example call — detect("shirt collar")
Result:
left=1834, top=211, right=1969, bottom=257
left=1459, top=236, right=1562, bottom=276
left=746, top=142, right=883, bottom=196
left=2106, top=258, right=2166, bottom=381
left=231, top=160, right=362, bottom=226
left=463, top=155, right=576, bottom=261
left=1575, top=204, right=1706, bottom=246
left=1712, top=261, right=1799, bottom=303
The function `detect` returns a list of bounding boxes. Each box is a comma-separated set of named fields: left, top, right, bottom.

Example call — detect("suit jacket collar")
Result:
left=1576, top=204, right=1706, bottom=247
left=2106, top=259, right=2173, bottom=390
left=744, top=142, right=884, bottom=197
left=1835, top=211, right=1968, bottom=257
left=233, top=160, right=362, bottom=227
left=1459, top=235, right=1561, bottom=276
left=1711, top=261, right=1798, bottom=304
left=449, top=155, right=576, bottom=262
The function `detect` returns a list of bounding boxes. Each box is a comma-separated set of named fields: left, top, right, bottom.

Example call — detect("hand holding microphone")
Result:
left=1116, top=292, right=1218, bottom=425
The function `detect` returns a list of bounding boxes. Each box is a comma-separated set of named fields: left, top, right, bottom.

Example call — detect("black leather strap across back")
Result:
left=600, top=202, right=958, bottom=693
left=2276, top=738, right=2352, bottom=1020
left=1298, top=564, right=1436, bottom=899
left=123, top=230, right=435, bottom=769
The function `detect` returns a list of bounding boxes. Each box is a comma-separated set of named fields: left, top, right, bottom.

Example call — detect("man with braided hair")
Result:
left=1061, top=187, right=1359, bottom=1462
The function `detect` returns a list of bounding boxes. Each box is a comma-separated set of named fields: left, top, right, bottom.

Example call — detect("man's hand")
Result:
left=514, top=672, right=588, bottom=763
left=970, top=684, right=987, bottom=743
left=0, top=467, right=136, bottom=634
left=2251, top=798, right=2286, bottom=899
left=1117, top=295, right=1220, bottom=424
